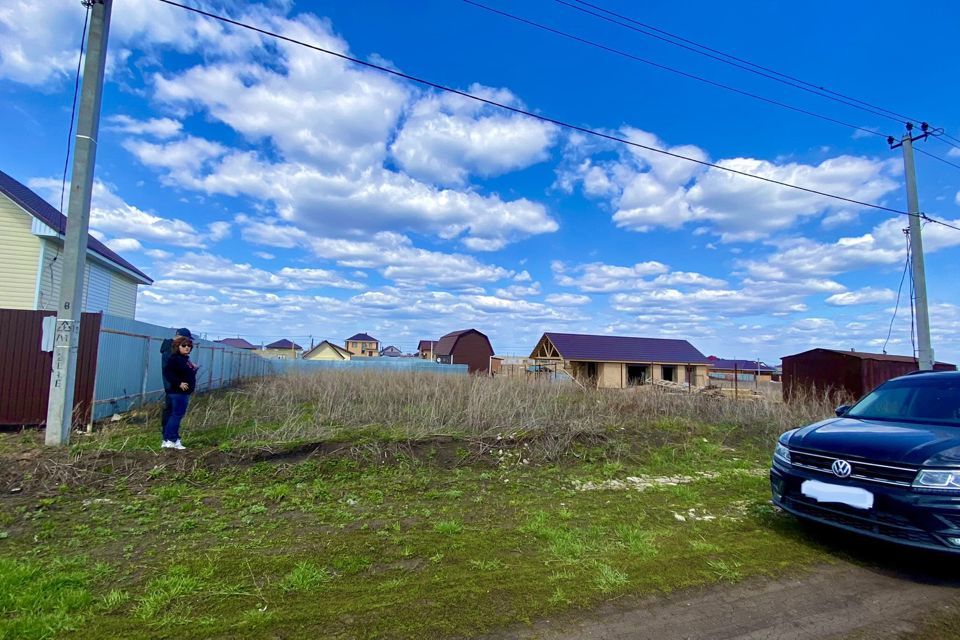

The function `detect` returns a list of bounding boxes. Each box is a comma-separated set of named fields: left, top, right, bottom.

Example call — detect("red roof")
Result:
left=436, top=329, right=490, bottom=357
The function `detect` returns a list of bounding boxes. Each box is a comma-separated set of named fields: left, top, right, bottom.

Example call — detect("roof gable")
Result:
left=538, top=332, right=709, bottom=364
left=0, top=169, right=152, bottom=284
left=303, top=340, right=351, bottom=359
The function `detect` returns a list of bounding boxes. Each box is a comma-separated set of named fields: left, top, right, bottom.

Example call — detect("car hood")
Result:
left=785, top=417, right=960, bottom=466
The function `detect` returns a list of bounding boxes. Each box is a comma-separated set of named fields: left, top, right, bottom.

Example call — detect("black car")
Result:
left=771, top=370, right=960, bottom=552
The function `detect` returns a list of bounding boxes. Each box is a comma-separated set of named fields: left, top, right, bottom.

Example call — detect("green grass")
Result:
left=1, top=412, right=834, bottom=639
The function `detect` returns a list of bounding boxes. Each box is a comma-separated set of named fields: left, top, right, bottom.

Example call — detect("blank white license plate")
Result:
left=801, top=480, right=874, bottom=510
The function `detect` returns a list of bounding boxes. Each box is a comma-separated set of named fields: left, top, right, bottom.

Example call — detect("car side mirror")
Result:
left=835, top=404, right=851, bottom=417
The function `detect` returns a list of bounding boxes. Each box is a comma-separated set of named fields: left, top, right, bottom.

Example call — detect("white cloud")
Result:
left=207, top=221, right=231, bottom=242
left=28, top=178, right=208, bottom=248
left=104, top=238, right=143, bottom=253
left=154, top=253, right=366, bottom=291
left=105, top=115, right=182, bottom=139
left=826, top=287, right=896, bottom=306
left=545, top=293, right=591, bottom=306
left=390, top=85, right=557, bottom=186
left=0, top=1, right=85, bottom=85
left=561, top=127, right=902, bottom=241
left=239, top=220, right=513, bottom=288
left=126, top=140, right=557, bottom=251
left=552, top=260, right=669, bottom=292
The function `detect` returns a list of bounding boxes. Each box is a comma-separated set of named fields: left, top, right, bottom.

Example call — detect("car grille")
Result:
left=785, top=497, right=935, bottom=545
left=790, top=450, right=917, bottom=486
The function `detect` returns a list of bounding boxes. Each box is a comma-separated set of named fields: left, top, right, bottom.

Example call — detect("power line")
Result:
left=914, top=146, right=960, bottom=172
left=156, top=1, right=914, bottom=214
left=157, top=0, right=960, bottom=235
left=558, top=0, right=923, bottom=126
left=929, top=133, right=960, bottom=152
left=882, top=230, right=911, bottom=355
left=463, top=0, right=889, bottom=140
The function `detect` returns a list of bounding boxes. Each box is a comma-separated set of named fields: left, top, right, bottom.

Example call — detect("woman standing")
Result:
left=161, top=334, right=198, bottom=450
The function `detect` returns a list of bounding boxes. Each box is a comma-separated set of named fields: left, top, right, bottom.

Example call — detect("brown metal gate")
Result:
left=0, top=309, right=101, bottom=427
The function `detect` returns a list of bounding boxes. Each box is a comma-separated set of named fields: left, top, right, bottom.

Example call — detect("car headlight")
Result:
left=774, top=442, right=791, bottom=465
left=913, top=470, right=960, bottom=490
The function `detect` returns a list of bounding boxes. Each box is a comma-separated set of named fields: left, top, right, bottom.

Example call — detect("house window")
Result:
left=627, top=365, right=648, bottom=385
left=661, top=365, right=676, bottom=382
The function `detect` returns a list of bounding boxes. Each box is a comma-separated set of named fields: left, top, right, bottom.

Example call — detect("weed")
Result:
left=433, top=520, right=463, bottom=535
left=593, top=563, right=629, bottom=593
left=279, top=562, right=333, bottom=592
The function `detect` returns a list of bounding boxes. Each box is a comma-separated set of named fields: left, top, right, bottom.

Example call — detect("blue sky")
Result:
left=2, top=0, right=959, bottom=362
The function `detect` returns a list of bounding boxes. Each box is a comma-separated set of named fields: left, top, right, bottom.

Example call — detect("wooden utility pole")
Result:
left=46, top=0, right=113, bottom=446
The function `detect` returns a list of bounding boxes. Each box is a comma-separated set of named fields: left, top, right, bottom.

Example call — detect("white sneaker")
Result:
left=161, top=440, right=175, bottom=448
left=172, top=440, right=187, bottom=450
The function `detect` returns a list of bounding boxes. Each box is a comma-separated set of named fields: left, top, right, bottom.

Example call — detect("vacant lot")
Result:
left=2, top=372, right=958, bottom=639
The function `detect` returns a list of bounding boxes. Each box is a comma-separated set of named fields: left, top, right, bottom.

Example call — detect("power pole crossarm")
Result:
left=45, top=0, right=113, bottom=446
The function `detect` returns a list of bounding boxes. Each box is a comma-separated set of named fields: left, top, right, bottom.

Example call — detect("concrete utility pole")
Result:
left=890, top=123, right=934, bottom=371
left=45, top=0, right=113, bottom=446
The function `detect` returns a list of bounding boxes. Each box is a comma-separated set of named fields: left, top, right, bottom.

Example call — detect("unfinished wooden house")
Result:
left=530, top=332, right=711, bottom=389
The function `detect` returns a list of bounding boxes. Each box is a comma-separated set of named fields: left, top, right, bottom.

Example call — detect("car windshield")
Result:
left=846, top=377, right=960, bottom=425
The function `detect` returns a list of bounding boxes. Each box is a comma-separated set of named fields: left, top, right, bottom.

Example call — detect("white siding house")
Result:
left=0, top=170, right=152, bottom=317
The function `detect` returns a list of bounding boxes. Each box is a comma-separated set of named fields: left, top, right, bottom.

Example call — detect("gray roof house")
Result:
left=530, top=332, right=711, bottom=389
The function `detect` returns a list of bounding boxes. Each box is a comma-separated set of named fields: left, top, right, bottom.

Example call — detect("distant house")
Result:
left=303, top=340, right=352, bottom=361
left=216, top=337, right=257, bottom=350
left=530, top=332, right=711, bottom=389
left=435, top=329, right=494, bottom=374
left=417, top=340, right=438, bottom=360
left=259, top=338, right=303, bottom=359
left=706, top=357, right=777, bottom=385
left=782, top=348, right=957, bottom=402
left=346, top=333, right=379, bottom=357
left=0, top=169, right=152, bottom=318
left=380, top=345, right=402, bottom=357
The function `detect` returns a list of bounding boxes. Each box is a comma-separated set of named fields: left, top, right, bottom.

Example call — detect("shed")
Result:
left=781, top=348, right=957, bottom=402
left=530, top=332, right=711, bottom=389
left=435, top=329, right=494, bottom=374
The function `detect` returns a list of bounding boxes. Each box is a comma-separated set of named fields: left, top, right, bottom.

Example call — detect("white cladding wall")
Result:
left=0, top=196, right=42, bottom=309
left=32, top=239, right=140, bottom=319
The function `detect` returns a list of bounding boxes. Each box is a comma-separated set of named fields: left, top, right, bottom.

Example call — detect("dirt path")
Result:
left=484, top=555, right=960, bottom=640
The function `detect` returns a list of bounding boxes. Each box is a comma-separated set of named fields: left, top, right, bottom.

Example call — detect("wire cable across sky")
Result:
left=156, top=0, right=959, bottom=234
left=558, top=0, right=926, bottom=126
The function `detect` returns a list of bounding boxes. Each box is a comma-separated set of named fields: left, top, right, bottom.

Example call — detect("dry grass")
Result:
left=184, top=370, right=838, bottom=457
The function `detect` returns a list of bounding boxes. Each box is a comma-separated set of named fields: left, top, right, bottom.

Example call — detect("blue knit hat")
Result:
left=175, top=327, right=193, bottom=338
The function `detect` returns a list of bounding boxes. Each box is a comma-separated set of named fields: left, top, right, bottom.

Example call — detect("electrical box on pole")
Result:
left=889, top=123, right=934, bottom=371
left=45, top=0, right=113, bottom=446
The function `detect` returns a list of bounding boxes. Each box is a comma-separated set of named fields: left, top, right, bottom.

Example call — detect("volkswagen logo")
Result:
left=831, top=459, right=852, bottom=478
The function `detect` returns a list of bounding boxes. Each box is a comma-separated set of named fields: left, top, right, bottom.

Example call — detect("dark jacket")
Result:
left=160, top=338, right=174, bottom=392
left=163, top=352, right=197, bottom=395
